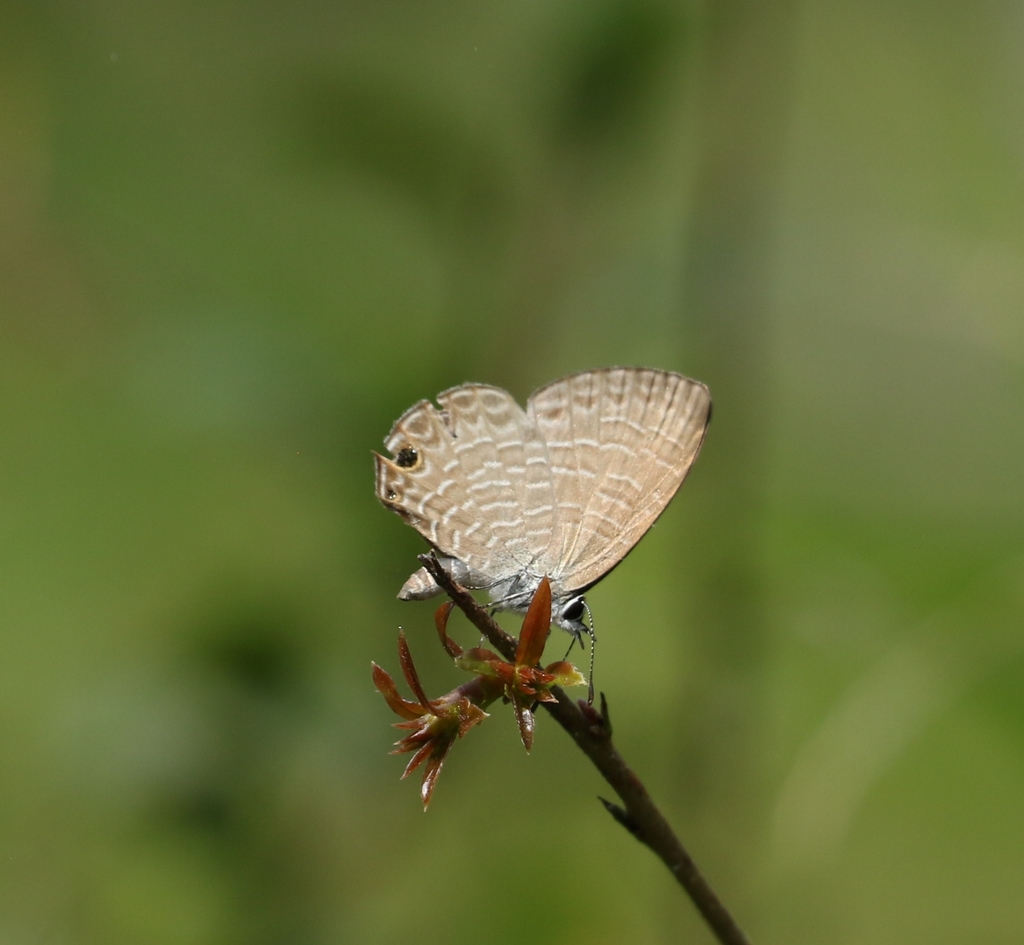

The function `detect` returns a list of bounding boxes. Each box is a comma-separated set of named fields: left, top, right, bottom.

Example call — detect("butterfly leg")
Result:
left=559, top=599, right=596, bottom=704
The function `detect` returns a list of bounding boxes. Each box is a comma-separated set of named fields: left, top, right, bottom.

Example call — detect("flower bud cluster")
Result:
left=371, top=578, right=586, bottom=807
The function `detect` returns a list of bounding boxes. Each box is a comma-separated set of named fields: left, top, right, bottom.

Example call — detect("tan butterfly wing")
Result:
left=374, top=384, right=561, bottom=583
left=526, top=368, right=710, bottom=593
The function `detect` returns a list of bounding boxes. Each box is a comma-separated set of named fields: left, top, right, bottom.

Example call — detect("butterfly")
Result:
left=374, top=367, right=710, bottom=636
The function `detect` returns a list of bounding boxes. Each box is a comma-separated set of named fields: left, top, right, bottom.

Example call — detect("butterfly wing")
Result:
left=375, top=384, right=560, bottom=589
left=434, top=384, right=560, bottom=576
left=527, top=368, right=710, bottom=594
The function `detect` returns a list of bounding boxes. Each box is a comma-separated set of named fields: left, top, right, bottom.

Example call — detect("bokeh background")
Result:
left=2, top=1, right=1023, bottom=943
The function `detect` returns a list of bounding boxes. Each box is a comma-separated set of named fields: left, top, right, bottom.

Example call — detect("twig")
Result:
left=418, top=554, right=752, bottom=945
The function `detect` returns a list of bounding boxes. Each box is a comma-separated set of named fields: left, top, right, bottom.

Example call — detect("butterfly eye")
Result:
left=395, top=447, right=419, bottom=468
left=561, top=598, right=586, bottom=623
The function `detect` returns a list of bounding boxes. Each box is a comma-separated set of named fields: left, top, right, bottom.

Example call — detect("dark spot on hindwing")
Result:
left=395, top=447, right=419, bottom=468
left=386, top=489, right=397, bottom=500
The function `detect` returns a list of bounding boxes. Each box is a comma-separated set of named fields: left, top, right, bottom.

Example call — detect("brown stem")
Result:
left=418, top=554, right=752, bottom=945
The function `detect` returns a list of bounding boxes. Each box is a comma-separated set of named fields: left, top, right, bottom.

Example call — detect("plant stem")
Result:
left=418, top=554, right=752, bottom=945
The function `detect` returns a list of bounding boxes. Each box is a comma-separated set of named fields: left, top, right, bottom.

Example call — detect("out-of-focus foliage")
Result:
left=1, top=1, right=1022, bottom=943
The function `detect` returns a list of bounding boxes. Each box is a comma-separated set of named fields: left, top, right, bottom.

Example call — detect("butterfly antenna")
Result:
left=582, top=600, right=596, bottom=704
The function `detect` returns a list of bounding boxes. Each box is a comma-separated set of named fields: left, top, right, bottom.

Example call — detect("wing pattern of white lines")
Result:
left=374, top=368, right=710, bottom=626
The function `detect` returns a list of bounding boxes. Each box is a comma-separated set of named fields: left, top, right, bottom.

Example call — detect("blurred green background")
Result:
left=2, top=1, right=1023, bottom=943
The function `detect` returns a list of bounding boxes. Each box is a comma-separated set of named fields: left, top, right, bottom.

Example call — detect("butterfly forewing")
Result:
left=523, top=372, right=596, bottom=571
left=528, top=368, right=710, bottom=593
